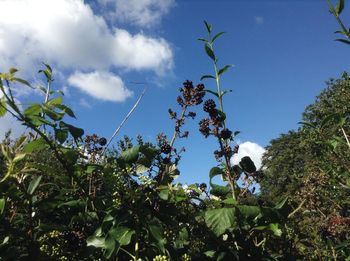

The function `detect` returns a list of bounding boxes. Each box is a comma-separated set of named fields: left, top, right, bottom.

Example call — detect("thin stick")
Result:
left=341, top=127, right=350, bottom=150
left=102, top=87, right=147, bottom=155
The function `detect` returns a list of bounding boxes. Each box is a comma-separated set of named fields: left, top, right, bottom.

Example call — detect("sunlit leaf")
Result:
left=204, top=208, right=236, bottom=236
left=212, top=32, right=225, bottom=42
left=27, top=175, right=42, bottom=195
left=0, top=97, right=7, bottom=118
left=205, top=43, right=216, bottom=61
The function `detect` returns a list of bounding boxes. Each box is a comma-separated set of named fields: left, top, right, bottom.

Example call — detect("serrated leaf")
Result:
left=27, top=175, right=42, bottom=195
left=218, top=65, right=232, bottom=76
left=0, top=97, right=7, bottom=118
left=204, top=208, right=236, bottom=236
left=205, top=44, right=216, bottom=61
left=212, top=31, right=225, bottom=42
left=200, top=75, right=216, bottom=81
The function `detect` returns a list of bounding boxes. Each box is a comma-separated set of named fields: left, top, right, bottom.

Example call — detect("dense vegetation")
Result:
left=0, top=2, right=349, bottom=260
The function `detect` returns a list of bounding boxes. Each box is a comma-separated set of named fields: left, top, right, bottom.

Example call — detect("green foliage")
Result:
left=261, top=73, right=350, bottom=259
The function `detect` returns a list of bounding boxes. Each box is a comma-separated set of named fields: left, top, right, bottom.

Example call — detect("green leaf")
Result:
left=27, top=175, right=42, bottom=195
left=13, top=153, right=26, bottom=163
left=109, top=226, right=135, bottom=246
left=120, top=145, right=140, bottom=163
left=210, top=184, right=231, bottom=197
left=24, top=104, right=42, bottom=117
left=86, top=164, right=102, bottom=174
left=335, top=0, right=345, bottom=15
left=104, top=236, right=116, bottom=259
left=58, top=200, right=85, bottom=208
left=205, top=89, right=219, bottom=98
left=254, top=223, right=282, bottom=237
left=218, top=65, right=233, bottom=76
left=159, top=188, right=169, bottom=200
left=205, top=43, right=216, bottom=61
left=9, top=68, right=18, bottom=74
left=223, top=198, right=237, bottom=205
left=60, top=121, right=84, bottom=139
left=200, top=75, right=216, bottom=81
left=274, top=197, right=288, bottom=210
left=55, top=104, right=76, bottom=118
left=13, top=78, right=32, bottom=88
left=209, top=167, right=223, bottom=179
left=148, top=219, right=166, bottom=252
left=24, top=138, right=48, bottom=153
left=55, top=129, right=68, bottom=144
left=87, top=236, right=106, bottom=248
left=0, top=97, right=6, bottom=118
left=336, top=38, right=350, bottom=45
left=198, top=38, right=209, bottom=43
left=212, top=32, right=225, bottom=42
left=236, top=205, right=261, bottom=219
left=204, top=208, right=236, bottom=236
left=204, top=20, right=212, bottom=33
left=48, top=96, right=62, bottom=106
left=0, top=198, right=5, bottom=215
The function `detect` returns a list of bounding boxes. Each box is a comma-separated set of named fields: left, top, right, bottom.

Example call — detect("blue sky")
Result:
left=1, top=0, right=350, bottom=184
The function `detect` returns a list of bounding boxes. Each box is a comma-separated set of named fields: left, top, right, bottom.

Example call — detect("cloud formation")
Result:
left=0, top=0, right=173, bottom=100
left=68, top=71, right=133, bottom=102
left=231, top=141, right=266, bottom=170
left=112, top=0, right=175, bottom=28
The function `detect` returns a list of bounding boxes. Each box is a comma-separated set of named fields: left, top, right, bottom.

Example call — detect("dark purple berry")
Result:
left=203, top=99, right=216, bottom=113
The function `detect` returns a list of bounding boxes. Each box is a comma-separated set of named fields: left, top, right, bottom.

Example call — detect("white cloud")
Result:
left=254, top=16, right=264, bottom=25
left=0, top=0, right=173, bottom=101
left=68, top=71, right=133, bottom=102
left=231, top=141, right=266, bottom=170
left=0, top=0, right=173, bottom=72
left=112, top=0, right=175, bottom=28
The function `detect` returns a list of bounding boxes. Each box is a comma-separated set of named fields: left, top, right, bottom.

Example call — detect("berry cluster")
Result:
left=199, top=99, right=238, bottom=161
left=177, top=80, right=205, bottom=107
left=157, top=134, right=172, bottom=154
left=168, top=81, right=205, bottom=142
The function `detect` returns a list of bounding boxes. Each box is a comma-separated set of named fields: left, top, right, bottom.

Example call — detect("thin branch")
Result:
left=102, top=87, right=147, bottom=155
left=341, top=127, right=350, bottom=150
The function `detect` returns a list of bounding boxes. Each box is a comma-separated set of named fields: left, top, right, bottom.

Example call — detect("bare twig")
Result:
left=102, top=87, right=147, bottom=155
